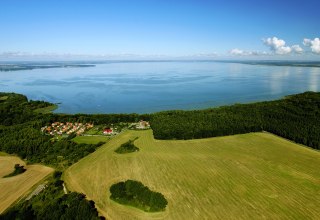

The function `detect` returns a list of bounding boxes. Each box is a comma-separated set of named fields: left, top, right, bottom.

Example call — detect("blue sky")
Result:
left=0, top=0, right=320, bottom=60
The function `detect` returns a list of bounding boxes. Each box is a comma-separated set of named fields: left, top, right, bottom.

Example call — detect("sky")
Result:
left=0, top=0, right=320, bottom=60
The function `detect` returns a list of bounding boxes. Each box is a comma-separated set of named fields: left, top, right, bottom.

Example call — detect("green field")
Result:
left=0, top=96, right=8, bottom=101
left=33, top=104, right=57, bottom=114
left=64, top=130, right=320, bottom=220
left=84, top=126, right=105, bottom=135
left=72, top=135, right=109, bottom=145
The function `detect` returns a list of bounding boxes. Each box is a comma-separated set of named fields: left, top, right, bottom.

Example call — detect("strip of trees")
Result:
left=150, top=92, right=320, bottom=150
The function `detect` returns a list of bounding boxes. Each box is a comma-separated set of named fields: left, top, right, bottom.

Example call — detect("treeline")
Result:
left=150, top=92, right=320, bottom=150
left=0, top=93, right=45, bottom=126
left=1, top=172, right=104, bottom=220
left=2, top=91, right=320, bottom=153
left=110, top=180, right=167, bottom=212
left=0, top=92, right=146, bottom=169
left=0, top=92, right=149, bottom=127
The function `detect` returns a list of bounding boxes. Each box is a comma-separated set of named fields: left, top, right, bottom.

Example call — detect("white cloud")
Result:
left=230, top=48, right=247, bottom=56
left=291, top=45, right=303, bottom=54
left=303, top=38, right=320, bottom=54
left=263, top=37, right=292, bottom=55
left=229, top=49, right=268, bottom=56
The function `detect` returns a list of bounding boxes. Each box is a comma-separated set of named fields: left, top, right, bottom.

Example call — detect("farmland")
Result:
left=64, top=130, right=320, bottom=220
left=0, top=155, right=54, bottom=214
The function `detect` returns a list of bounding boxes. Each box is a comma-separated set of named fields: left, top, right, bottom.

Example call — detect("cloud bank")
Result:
left=229, top=36, right=318, bottom=57
left=229, top=49, right=267, bottom=56
left=303, top=38, right=320, bottom=54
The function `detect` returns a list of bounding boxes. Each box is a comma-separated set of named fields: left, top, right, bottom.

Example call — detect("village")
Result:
left=41, top=122, right=94, bottom=136
left=41, top=120, right=150, bottom=137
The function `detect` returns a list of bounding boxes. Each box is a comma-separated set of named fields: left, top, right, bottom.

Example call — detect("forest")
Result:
left=1, top=171, right=104, bottom=220
left=0, top=92, right=144, bottom=169
left=150, top=92, right=320, bottom=150
left=110, top=180, right=168, bottom=212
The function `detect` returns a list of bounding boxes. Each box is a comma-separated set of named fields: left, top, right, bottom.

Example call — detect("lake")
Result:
left=0, top=61, right=319, bottom=114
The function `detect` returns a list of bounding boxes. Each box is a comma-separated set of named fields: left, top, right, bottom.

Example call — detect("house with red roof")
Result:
left=103, top=128, right=113, bottom=135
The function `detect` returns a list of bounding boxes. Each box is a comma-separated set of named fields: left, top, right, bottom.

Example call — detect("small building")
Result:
left=103, top=128, right=113, bottom=135
left=136, top=120, right=150, bottom=129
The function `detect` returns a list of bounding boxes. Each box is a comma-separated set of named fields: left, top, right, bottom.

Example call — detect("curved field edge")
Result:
left=64, top=130, right=320, bottom=220
left=0, top=155, right=54, bottom=213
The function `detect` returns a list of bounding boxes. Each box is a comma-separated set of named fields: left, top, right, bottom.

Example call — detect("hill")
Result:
left=64, top=130, right=320, bottom=219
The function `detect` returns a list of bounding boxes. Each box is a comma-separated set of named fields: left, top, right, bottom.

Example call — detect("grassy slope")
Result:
left=72, top=136, right=109, bottom=145
left=64, top=130, right=320, bottom=220
left=0, top=96, right=8, bottom=101
left=0, top=156, right=54, bottom=213
left=33, top=104, right=58, bottom=114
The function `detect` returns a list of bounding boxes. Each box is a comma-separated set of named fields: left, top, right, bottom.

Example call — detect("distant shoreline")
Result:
left=1, top=60, right=320, bottom=71
left=0, top=64, right=95, bottom=72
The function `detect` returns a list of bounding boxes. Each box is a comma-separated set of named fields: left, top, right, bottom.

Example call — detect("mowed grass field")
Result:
left=0, top=155, right=54, bottom=214
left=72, top=135, right=109, bottom=144
left=33, top=104, right=57, bottom=114
left=64, top=130, right=320, bottom=220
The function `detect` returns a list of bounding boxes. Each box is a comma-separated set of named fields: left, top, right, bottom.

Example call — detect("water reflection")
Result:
left=309, top=68, right=320, bottom=91
left=269, top=67, right=290, bottom=95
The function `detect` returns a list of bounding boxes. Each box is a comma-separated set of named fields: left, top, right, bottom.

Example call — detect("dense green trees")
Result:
left=0, top=93, right=143, bottom=169
left=1, top=172, right=104, bottom=220
left=115, top=139, right=139, bottom=154
left=150, top=92, right=320, bottom=150
left=110, top=180, right=167, bottom=212
left=0, top=92, right=148, bottom=127
left=0, top=124, right=105, bottom=169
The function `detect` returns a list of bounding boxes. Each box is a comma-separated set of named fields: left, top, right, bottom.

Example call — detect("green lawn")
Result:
left=84, top=126, right=105, bottom=135
left=0, top=96, right=8, bottom=101
left=34, top=105, right=58, bottom=114
left=0, top=152, right=9, bottom=156
left=72, top=135, right=109, bottom=144
left=64, top=130, right=320, bottom=220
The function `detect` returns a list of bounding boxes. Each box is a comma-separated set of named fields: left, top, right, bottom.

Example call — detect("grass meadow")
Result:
left=72, top=135, right=109, bottom=145
left=64, top=130, right=320, bottom=220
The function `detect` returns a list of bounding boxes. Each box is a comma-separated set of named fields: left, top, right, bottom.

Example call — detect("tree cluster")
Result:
left=115, top=139, right=139, bottom=154
left=3, top=164, right=26, bottom=178
left=110, top=180, right=168, bottom=212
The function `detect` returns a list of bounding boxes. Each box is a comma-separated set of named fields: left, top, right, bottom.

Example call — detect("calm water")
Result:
left=0, top=61, right=319, bottom=114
